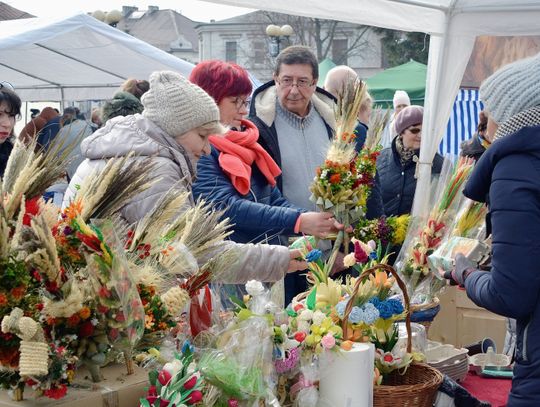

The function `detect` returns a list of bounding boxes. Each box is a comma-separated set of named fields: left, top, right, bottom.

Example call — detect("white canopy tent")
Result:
left=0, top=13, right=195, bottom=102
left=203, top=0, right=540, bottom=216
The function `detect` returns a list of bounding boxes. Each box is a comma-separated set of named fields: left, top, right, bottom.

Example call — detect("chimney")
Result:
left=148, top=6, right=159, bottom=13
left=122, top=6, right=138, bottom=17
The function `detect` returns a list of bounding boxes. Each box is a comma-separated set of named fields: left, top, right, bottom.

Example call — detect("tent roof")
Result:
left=366, top=60, right=427, bottom=106
left=0, top=13, right=195, bottom=101
left=317, top=57, right=336, bottom=87
left=203, top=0, right=540, bottom=217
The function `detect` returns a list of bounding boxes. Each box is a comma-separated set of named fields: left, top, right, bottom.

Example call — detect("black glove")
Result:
left=444, top=253, right=477, bottom=287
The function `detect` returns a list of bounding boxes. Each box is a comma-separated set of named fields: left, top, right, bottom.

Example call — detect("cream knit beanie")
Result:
left=393, top=90, right=411, bottom=109
left=142, top=71, right=220, bottom=137
left=480, top=53, right=540, bottom=124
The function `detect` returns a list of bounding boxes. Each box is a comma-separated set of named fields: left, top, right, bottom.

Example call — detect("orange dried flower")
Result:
left=329, top=173, right=341, bottom=184
left=10, top=286, right=25, bottom=300
left=78, top=306, right=91, bottom=320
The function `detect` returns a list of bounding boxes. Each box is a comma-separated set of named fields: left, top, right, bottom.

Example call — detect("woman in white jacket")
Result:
left=64, top=71, right=305, bottom=284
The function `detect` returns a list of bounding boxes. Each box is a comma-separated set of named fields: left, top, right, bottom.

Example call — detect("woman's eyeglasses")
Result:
left=233, top=97, right=250, bottom=110
left=408, top=127, right=422, bottom=134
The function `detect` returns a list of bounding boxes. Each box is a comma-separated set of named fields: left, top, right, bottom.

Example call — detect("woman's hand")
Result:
left=443, top=253, right=477, bottom=287
left=287, top=249, right=307, bottom=273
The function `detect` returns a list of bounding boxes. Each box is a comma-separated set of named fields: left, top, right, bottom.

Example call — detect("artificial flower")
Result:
left=305, top=249, right=323, bottom=263
left=315, top=279, right=342, bottom=307
left=163, top=359, right=183, bottom=377
left=343, top=253, right=356, bottom=268
left=321, top=333, right=336, bottom=349
left=245, top=280, right=265, bottom=297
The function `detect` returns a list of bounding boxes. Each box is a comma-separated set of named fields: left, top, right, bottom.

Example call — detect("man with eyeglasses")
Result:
left=249, top=45, right=341, bottom=303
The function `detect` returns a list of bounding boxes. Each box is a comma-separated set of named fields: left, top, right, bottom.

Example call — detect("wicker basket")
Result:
left=342, top=264, right=444, bottom=407
left=410, top=297, right=441, bottom=334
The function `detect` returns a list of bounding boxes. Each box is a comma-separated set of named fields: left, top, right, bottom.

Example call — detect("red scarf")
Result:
left=209, top=119, right=281, bottom=195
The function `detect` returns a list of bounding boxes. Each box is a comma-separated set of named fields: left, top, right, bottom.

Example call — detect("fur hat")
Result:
left=101, top=91, right=143, bottom=123
left=394, top=105, right=424, bottom=135
left=480, top=52, right=540, bottom=124
left=142, top=71, right=219, bottom=137
left=393, top=90, right=411, bottom=110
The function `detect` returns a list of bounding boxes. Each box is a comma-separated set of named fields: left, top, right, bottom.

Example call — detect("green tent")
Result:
left=317, top=57, right=337, bottom=87
left=365, top=60, right=427, bottom=107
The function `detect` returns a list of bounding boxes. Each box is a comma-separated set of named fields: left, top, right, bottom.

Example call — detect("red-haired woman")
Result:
left=191, top=60, right=340, bottom=247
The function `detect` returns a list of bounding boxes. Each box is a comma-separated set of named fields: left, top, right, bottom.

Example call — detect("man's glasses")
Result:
left=276, top=77, right=314, bottom=89
left=0, top=81, right=14, bottom=92
left=408, top=127, right=422, bottom=134
left=233, top=97, right=250, bottom=110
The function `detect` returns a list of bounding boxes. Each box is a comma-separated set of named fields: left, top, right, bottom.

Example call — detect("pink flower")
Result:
left=354, top=241, right=369, bottom=264
left=321, top=333, right=336, bottom=349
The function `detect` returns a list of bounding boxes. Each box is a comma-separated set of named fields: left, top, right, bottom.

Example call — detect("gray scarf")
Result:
left=494, top=106, right=540, bottom=140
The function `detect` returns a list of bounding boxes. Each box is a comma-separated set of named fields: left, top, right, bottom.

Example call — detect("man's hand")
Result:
left=443, top=253, right=477, bottom=287
left=287, top=249, right=308, bottom=273
left=299, top=212, right=353, bottom=238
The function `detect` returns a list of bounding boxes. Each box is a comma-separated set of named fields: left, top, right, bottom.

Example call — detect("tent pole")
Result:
left=60, top=88, right=65, bottom=112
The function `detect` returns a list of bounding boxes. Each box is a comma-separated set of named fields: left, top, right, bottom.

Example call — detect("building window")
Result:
left=332, top=39, right=348, bottom=65
left=225, top=41, right=237, bottom=63
left=253, top=41, right=265, bottom=64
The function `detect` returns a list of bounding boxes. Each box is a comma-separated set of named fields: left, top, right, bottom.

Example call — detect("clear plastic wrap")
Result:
left=86, top=220, right=145, bottom=373
left=292, top=357, right=319, bottom=407
left=395, top=158, right=475, bottom=305
left=198, top=281, right=278, bottom=405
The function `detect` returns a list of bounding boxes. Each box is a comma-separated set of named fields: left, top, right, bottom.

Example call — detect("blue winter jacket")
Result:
left=377, top=136, right=444, bottom=216
left=193, top=145, right=304, bottom=245
left=463, top=125, right=540, bottom=407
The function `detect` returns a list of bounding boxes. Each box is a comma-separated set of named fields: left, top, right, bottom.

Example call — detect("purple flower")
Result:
left=63, top=226, right=73, bottom=235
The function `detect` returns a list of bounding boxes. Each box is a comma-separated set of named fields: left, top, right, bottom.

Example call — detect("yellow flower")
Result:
left=316, top=279, right=342, bottom=307
left=392, top=214, right=410, bottom=245
left=343, top=253, right=356, bottom=268
left=144, top=314, right=155, bottom=329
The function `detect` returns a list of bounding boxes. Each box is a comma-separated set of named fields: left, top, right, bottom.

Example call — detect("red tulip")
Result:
left=183, top=376, right=198, bottom=390
left=158, top=370, right=172, bottom=385
left=186, top=390, right=203, bottom=404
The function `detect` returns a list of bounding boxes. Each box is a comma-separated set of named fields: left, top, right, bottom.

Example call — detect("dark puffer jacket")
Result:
left=193, top=145, right=304, bottom=245
left=0, top=139, right=13, bottom=178
left=463, top=125, right=540, bottom=407
left=377, top=136, right=444, bottom=216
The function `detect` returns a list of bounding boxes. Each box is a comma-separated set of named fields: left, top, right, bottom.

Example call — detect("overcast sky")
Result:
left=9, top=0, right=254, bottom=22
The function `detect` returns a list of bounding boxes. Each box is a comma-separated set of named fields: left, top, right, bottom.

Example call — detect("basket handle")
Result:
left=341, top=263, right=411, bottom=353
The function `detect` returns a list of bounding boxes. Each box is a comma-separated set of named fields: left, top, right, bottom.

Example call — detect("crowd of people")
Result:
left=2, top=44, right=540, bottom=406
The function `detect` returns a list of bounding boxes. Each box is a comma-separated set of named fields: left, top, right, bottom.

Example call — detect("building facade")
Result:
left=197, top=11, right=384, bottom=82
left=115, top=6, right=199, bottom=64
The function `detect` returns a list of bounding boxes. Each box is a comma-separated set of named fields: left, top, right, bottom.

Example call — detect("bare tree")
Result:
left=261, top=11, right=374, bottom=64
